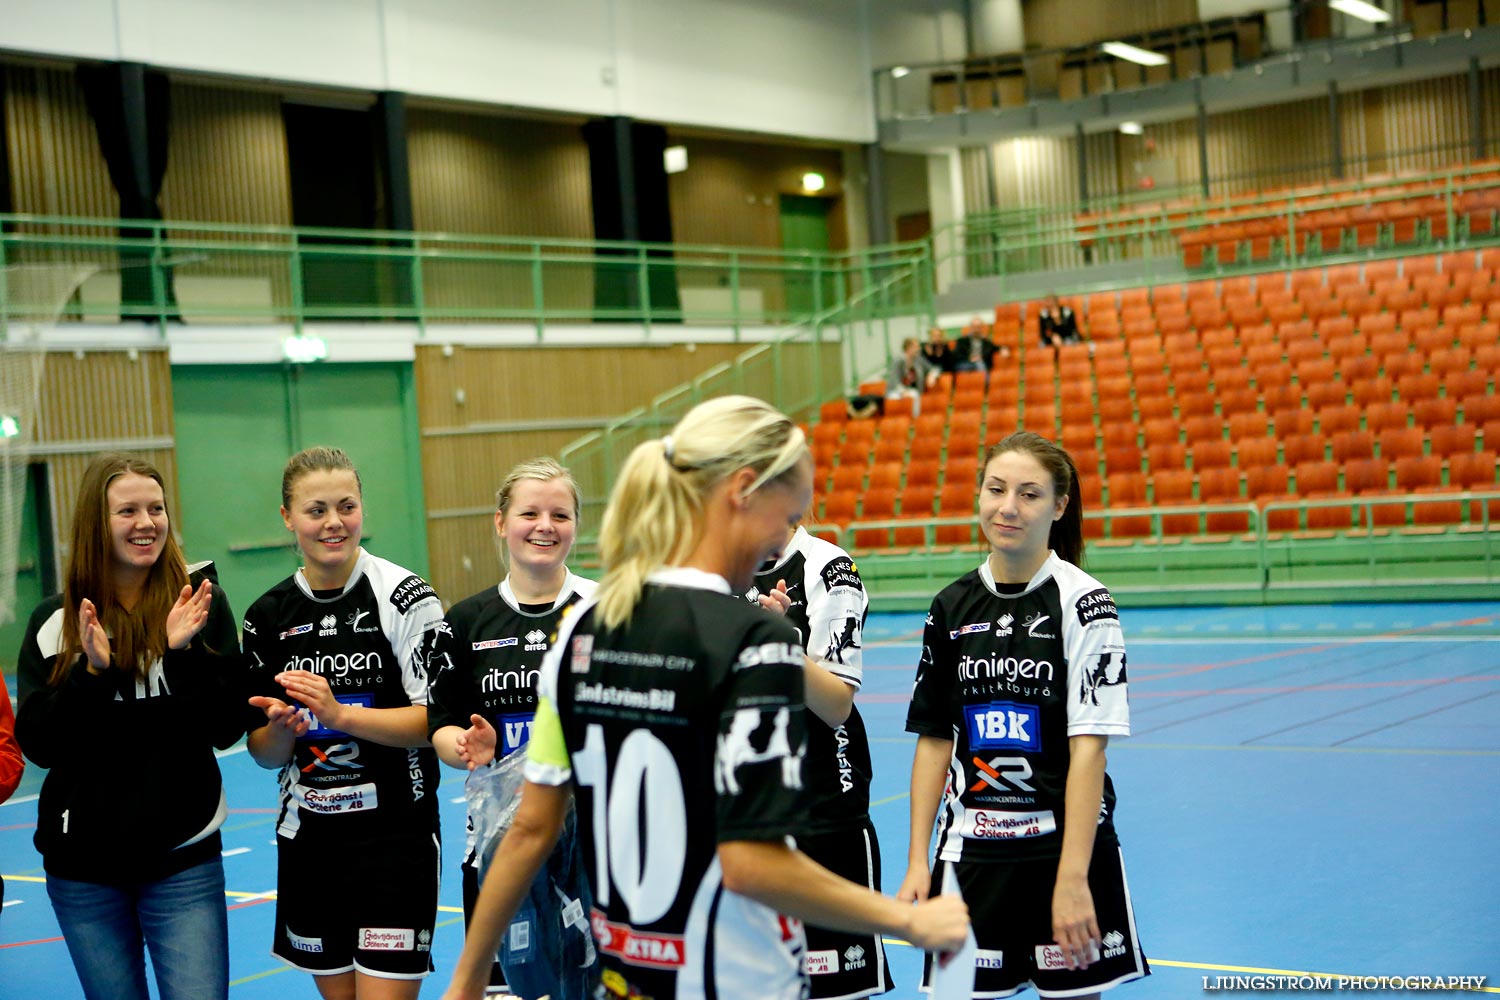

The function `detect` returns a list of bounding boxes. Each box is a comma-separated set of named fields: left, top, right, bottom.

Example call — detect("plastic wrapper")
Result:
left=467, top=753, right=599, bottom=1000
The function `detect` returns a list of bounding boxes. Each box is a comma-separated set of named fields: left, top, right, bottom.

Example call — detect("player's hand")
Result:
left=756, top=579, right=792, bottom=615
left=456, top=714, right=498, bottom=770
left=274, top=670, right=342, bottom=730
left=248, top=695, right=312, bottom=737
left=896, top=864, right=931, bottom=904
left=1051, top=872, right=1100, bottom=970
left=905, top=892, right=969, bottom=956
left=166, top=580, right=214, bottom=650
left=78, top=599, right=112, bottom=673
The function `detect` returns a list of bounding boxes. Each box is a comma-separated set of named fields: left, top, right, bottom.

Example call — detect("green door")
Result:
left=172, top=363, right=428, bottom=613
left=779, top=194, right=832, bottom=321
left=0, top=464, right=53, bottom=673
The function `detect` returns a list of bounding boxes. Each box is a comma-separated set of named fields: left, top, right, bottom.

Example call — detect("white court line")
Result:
left=0, top=794, right=38, bottom=808
left=871, top=635, right=1500, bottom=649
left=221, top=847, right=251, bottom=858
left=2, top=899, right=22, bottom=908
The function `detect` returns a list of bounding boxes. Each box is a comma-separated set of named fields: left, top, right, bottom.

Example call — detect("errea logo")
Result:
left=997, top=613, right=1014, bottom=636
left=318, top=614, right=338, bottom=636
left=1102, top=930, right=1126, bottom=958
left=844, top=944, right=867, bottom=970
left=524, top=629, right=548, bottom=651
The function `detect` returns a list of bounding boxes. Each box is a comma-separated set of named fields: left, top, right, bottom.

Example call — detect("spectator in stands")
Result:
left=952, top=317, right=996, bottom=374
left=888, top=337, right=939, bottom=415
left=1038, top=294, right=1082, bottom=348
left=0, top=672, right=22, bottom=913
left=922, top=327, right=955, bottom=373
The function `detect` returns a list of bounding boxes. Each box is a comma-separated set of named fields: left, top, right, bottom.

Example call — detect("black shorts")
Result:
left=799, top=822, right=895, bottom=1000
left=462, top=862, right=510, bottom=992
left=920, top=840, right=1148, bottom=998
left=273, top=831, right=440, bottom=980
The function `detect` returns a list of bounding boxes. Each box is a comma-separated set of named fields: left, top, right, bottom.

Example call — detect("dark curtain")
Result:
left=583, top=117, right=679, bottom=321
left=77, top=62, right=175, bottom=317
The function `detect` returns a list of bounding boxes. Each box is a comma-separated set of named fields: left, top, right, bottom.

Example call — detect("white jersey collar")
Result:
left=293, top=547, right=369, bottom=600
left=978, top=550, right=1061, bottom=597
left=499, top=569, right=583, bottom=613
left=647, top=566, right=732, bottom=594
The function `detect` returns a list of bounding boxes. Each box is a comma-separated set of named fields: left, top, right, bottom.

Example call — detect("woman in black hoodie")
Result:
left=15, top=454, right=243, bottom=1000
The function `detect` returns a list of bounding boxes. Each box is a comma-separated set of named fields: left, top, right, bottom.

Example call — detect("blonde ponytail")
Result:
left=593, top=396, right=806, bottom=630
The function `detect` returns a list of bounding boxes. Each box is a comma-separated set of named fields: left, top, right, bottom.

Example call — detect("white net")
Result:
left=0, top=263, right=98, bottom=625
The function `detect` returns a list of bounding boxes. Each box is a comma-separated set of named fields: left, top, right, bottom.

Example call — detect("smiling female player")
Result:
left=898, top=431, right=1149, bottom=1000
left=243, top=446, right=445, bottom=1000
left=427, top=458, right=598, bottom=999
left=440, top=395, right=968, bottom=1000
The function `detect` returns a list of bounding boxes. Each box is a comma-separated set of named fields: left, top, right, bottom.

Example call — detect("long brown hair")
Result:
left=54, top=455, right=190, bottom=685
left=984, top=431, right=1086, bottom=569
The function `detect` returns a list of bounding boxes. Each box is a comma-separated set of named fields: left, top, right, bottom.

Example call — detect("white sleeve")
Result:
left=806, top=553, right=867, bottom=690
left=1065, top=585, right=1131, bottom=737
left=381, top=572, right=445, bottom=706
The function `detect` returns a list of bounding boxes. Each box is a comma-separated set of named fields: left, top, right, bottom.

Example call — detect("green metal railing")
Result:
left=933, top=160, right=1500, bottom=297
left=0, top=214, right=931, bottom=338
left=560, top=256, right=937, bottom=529
left=824, top=492, right=1500, bottom=604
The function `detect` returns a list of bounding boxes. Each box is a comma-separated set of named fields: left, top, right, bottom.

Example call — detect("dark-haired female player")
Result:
left=898, top=431, right=1148, bottom=999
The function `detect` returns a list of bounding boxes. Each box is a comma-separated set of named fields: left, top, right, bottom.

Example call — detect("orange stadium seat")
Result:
left=1235, top=436, right=1280, bottom=469
left=1147, top=441, right=1189, bottom=471
left=1429, top=424, right=1477, bottom=457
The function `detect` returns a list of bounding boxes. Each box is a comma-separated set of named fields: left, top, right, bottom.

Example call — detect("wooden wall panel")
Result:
left=1366, top=73, right=1472, bottom=174
left=3, top=65, right=116, bottom=221
left=1023, top=0, right=1198, bottom=50
left=31, top=349, right=178, bottom=568
left=666, top=137, right=845, bottom=250
left=415, top=340, right=840, bottom=601
left=407, top=108, right=594, bottom=316
left=158, top=82, right=293, bottom=226
left=1485, top=68, right=1500, bottom=160
left=1205, top=96, right=1331, bottom=194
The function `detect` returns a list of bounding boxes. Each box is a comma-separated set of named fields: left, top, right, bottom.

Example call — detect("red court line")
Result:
left=228, top=897, right=274, bottom=912
left=0, top=823, right=36, bottom=832
left=0, top=935, right=64, bottom=950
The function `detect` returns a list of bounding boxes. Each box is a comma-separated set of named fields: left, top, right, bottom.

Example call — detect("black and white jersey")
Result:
left=906, top=552, right=1130, bottom=863
left=243, top=550, right=444, bottom=843
left=426, top=571, right=596, bottom=865
left=751, top=527, right=873, bottom=835
left=527, top=568, right=810, bottom=1000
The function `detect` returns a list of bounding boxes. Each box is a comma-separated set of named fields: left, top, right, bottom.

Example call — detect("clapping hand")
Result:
left=757, top=578, right=792, bottom=615
left=78, top=599, right=112, bottom=673
left=166, top=580, right=215, bottom=650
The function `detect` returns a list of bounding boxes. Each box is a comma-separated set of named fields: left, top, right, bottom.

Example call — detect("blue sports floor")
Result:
left=3, top=602, right=1497, bottom=997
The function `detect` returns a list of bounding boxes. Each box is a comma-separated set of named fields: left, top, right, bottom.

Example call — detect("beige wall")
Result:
left=1023, top=0, right=1198, bottom=49
left=415, top=340, right=840, bottom=599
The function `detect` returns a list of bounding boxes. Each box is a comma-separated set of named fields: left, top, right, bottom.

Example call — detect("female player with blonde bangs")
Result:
left=441, top=395, right=968, bottom=1000
left=427, top=457, right=598, bottom=999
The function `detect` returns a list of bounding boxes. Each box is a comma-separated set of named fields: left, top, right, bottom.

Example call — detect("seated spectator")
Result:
left=888, top=337, right=939, bottom=415
left=952, top=317, right=995, bottom=373
left=922, top=327, right=955, bottom=373
left=1038, top=294, right=1082, bottom=348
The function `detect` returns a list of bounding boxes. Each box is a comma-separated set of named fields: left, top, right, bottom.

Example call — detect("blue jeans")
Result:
left=47, top=857, right=229, bottom=1000
left=498, top=809, right=598, bottom=1000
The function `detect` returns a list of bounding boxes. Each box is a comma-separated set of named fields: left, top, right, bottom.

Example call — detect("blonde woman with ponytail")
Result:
left=442, top=396, right=968, bottom=1000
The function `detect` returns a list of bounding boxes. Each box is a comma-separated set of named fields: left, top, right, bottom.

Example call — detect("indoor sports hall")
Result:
left=3, top=0, right=1500, bottom=996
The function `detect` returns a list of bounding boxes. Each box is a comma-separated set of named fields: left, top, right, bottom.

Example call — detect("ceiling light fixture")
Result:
left=891, top=66, right=911, bottom=79
left=1328, top=0, right=1392, bottom=23
left=1100, top=41, right=1170, bottom=66
left=1119, top=121, right=1144, bottom=135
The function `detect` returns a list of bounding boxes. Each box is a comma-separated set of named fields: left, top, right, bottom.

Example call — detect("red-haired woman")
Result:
left=15, top=454, right=242, bottom=999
